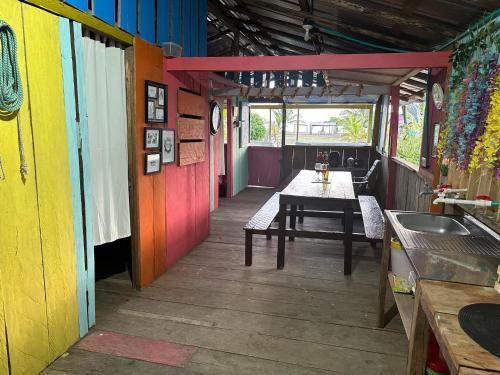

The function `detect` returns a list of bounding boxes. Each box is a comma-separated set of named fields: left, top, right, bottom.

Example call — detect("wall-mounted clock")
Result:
left=432, top=83, right=444, bottom=110
left=209, top=101, right=221, bottom=135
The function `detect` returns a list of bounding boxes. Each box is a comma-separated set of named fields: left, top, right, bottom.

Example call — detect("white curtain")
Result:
left=83, top=38, right=130, bottom=246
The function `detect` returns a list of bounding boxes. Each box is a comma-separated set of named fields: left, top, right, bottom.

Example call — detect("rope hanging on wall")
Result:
left=0, top=20, right=27, bottom=177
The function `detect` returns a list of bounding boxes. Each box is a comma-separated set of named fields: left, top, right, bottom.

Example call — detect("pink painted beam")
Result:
left=77, top=330, right=197, bottom=367
left=165, top=52, right=451, bottom=72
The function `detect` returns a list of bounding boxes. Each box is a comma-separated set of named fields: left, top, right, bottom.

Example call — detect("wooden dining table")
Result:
left=277, top=170, right=357, bottom=274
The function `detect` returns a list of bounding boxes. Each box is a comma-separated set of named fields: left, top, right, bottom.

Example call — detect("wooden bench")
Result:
left=244, top=192, right=280, bottom=266
left=358, top=195, right=384, bottom=242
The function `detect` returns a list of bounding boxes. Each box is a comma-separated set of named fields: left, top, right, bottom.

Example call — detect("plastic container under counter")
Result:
left=391, top=238, right=414, bottom=282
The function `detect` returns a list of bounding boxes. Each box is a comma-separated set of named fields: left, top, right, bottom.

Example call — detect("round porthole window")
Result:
left=432, top=83, right=444, bottom=110
left=209, top=101, right=221, bottom=135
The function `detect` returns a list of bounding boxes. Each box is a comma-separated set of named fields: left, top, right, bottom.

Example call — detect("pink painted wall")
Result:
left=248, top=146, right=281, bottom=188
left=163, top=68, right=213, bottom=267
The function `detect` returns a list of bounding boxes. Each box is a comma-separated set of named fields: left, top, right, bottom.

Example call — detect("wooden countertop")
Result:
left=419, top=280, right=500, bottom=374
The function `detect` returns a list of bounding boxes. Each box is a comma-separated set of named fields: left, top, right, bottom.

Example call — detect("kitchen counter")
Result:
left=385, top=210, right=500, bottom=287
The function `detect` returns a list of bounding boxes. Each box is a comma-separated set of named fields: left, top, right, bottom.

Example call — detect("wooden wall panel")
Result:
left=157, top=0, right=170, bottom=44
left=178, top=118, right=205, bottom=140
left=179, top=142, right=206, bottom=166
left=177, top=89, right=204, bottom=117
left=64, top=0, right=88, bottom=11
left=120, top=0, right=137, bottom=34
left=23, top=4, right=79, bottom=359
left=164, top=70, right=210, bottom=267
left=93, top=0, right=115, bottom=25
left=134, top=39, right=167, bottom=287
left=59, top=18, right=89, bottom=337
left=73, top=21, right=96, bottom=328
left=139, top=0, right=155, bottom=44
left=0, top=2, right=51, bottom=373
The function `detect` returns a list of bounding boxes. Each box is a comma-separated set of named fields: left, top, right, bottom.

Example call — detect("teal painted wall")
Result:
left=232, top=126, right=248, bottom=196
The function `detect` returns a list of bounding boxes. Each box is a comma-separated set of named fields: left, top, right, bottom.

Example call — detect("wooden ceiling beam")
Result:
left=241, top=0, right=428, bottom=51
left=298, top=0, right=311, bottom=12
left=208, top=0, right=271, bottom=55
left=315, top=0, right=458, bottom=36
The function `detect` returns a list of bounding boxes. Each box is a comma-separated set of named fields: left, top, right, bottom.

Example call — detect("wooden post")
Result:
left=280, top=102, right=287, bottom=182
left=226, top=99, right=234, bottom=198
left=386, top=85, right=400, bottom=209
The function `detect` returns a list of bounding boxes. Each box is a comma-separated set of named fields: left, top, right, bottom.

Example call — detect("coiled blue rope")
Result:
left=0, top=20, right=23, bottom=112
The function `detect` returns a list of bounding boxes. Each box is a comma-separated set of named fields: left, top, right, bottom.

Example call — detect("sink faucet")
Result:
left=418, top=182, right=434, bottom=197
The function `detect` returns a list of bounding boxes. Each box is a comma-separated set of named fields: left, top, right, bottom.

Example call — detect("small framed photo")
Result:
left=147, top=85, right=157, bottom=99
left=145, top=152, right=161, bottom=175
left=144, top=128, right=161, bottom=149
left=158, top=88, right=165, bottom=106
left=155, top=108, right=164, bottom=121
left=145, top=81, right=168, bottom=123
left=161, top=129, right=176, bottom=164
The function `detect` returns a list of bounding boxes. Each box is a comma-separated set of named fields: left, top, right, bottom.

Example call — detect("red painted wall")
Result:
left=248, top=146, right=281, bottom=187
left=163, top=68, right=212, bottom=267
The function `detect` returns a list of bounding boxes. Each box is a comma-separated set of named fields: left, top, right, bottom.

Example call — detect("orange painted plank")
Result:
left=134, top=38, right=167, bottom=287
left=177, top=117, right=205, bottom=141
left=177, top=89, right=204, bottom=117
left=179, top=142, right=205, bottom=166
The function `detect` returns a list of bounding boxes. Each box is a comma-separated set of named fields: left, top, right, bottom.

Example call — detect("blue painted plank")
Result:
left=191, top=0, right=199, bottom=56
left=59, top=18, right=88, bottom=337
left=93, top=0, right=115, bottom=25
left=64, top=0, right=88, bottom=12
left=157, top=0, right=170, bottom=45
left=120, top=0, right=137, bottom=34
left=198, top=0, right=207, bottom=56
left=73, top=22, right=96, bottom=328
left=171, top=0, right=182, bottom=45
left=182, top=0, right=191, bottom=56
left=140, top=0, right=156, bottom=44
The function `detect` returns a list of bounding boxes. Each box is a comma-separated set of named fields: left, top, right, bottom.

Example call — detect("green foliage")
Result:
left=250, top=112, right=266, bottom=141
left=271, top=109, right=304, bottom=146
left=330, top=109, right=368, bottom=142
left=397, top=121, right=422, bottom=166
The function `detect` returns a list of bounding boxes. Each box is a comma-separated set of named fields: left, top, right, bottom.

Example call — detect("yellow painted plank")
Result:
left=0, top=0, right=51, bottom=373
left=0, top=280, right=8, bottom=375
left=22, top=3, right=79, bottom=362
left=23, top=0, right=134, bottom=45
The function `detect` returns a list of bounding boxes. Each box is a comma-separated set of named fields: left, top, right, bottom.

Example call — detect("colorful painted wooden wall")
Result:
left=0, top=1, right=82, bottom=373
left=164, top=69, right=211, bottom=267
left=63, top=0, right=207, bottom=55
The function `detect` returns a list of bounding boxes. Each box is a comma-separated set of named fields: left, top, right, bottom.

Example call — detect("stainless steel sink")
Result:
left=395, top=213, right=470, bottom=235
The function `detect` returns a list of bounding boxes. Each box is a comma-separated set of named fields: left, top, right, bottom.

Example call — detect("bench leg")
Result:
left=298, top=204, right=304, bottom=223
left=245, top=231, right=253, bottom=266
left=343, top=207, right=353, bottom=275
left=289, top=204, right=297, bottom=241
left=377, top=224, right=392, bottom=327
left=277, top=203, right=287, bottom=269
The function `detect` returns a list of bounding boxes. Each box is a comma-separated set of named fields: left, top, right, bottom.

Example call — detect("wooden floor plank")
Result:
left=45, top=188, right=407, bottom=374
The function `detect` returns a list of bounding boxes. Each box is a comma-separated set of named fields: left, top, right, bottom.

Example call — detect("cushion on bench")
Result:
left=358, top=195, right=384, bottom=240
left=244, top=192, right=280, bottom=232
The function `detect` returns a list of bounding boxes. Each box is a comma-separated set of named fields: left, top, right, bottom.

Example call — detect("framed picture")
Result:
left=432, top=123, right=440, bottom=157
left=161, top=129, right=176, bottom=164
left=145, top=152, right=161, bottom=175
left=145, top=80, right=167, bottom=123
left=144, top=128, right=161, bottom=149
left=158, top=87, right=165, bottom=106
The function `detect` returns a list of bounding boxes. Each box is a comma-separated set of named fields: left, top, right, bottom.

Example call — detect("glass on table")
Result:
left=314, top=163, right=322, bottom=181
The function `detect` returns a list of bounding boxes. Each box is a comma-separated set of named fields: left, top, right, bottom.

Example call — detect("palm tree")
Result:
left=338, top=110, right=368, bottom=142
left=271, top=109, right=304, bottom=145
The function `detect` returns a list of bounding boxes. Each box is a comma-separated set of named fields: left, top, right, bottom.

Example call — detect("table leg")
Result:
left=298, top=204, right=304, bottom=223
left=277, top=203, right=287, bottom=269
left=377, top=222, right=392, bottom=328
left=289, top=204, right=297, bottom=241
left=406, top=283, right=429, bottom=375
left=343, top=206, right=353, bottom=275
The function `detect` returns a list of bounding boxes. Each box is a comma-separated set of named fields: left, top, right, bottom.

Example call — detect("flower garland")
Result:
left=438, top=22, right=500, bottom=178
left=468, top=72, right=500, bottom=174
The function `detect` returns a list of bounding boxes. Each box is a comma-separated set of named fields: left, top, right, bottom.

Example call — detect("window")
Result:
left=249, top=104, right=374, bottom=146
left=396, top=98, right=426, bottom=166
